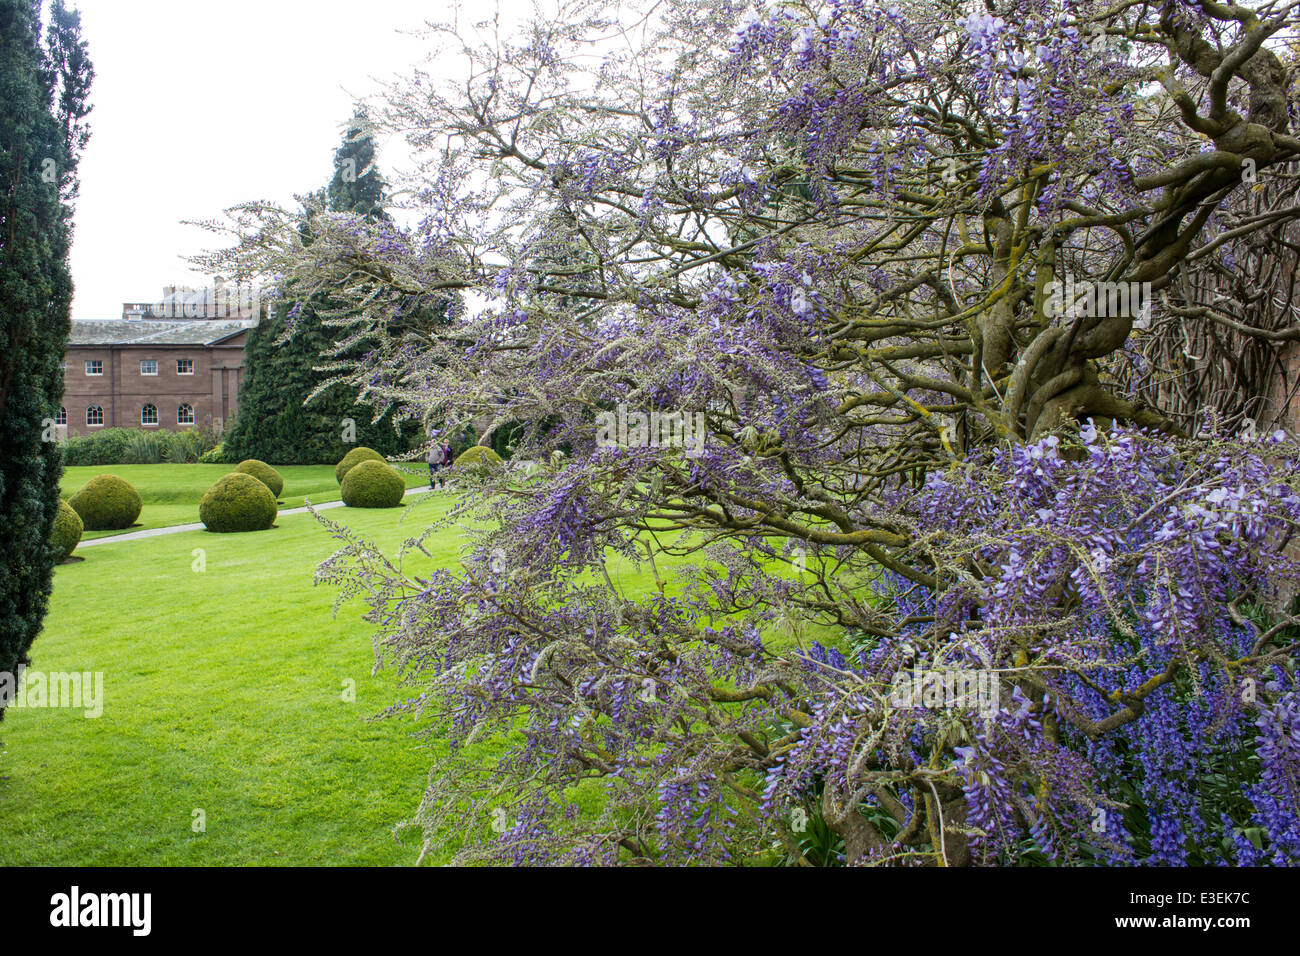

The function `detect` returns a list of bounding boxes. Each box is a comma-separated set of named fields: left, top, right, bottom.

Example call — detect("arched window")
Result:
left=55, top=406, right=67, bottom=426
left=177, top=403, right=195, bottom=425
left=141, top=403, right=158, bottom=425
left=86, top=405, right=104, bottom=426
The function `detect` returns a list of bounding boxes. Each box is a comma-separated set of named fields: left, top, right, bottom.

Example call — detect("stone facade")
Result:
left=59, top=319, right=257, bottom=437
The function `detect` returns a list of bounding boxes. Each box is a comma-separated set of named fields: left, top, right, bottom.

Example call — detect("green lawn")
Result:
left=61, top=463, right=427, bottom=540
left=0, top=495, right=474, bottom=865
left=0, top=482, right=677, bottom=865
left=3, top=465, right=814, bottom=865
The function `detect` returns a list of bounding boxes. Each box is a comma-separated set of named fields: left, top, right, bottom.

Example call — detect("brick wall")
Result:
left=59, top=337, right=248, bottom=437
left=1272, top=342, right=1300, bottom=435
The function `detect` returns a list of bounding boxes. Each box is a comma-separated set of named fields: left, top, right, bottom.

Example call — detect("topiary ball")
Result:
left=68, top=474, right=143, bottom=531
left=199, top=472, right=278, bottom=533
left=335, top=446, right=385, bottom=484
left=340, top=459, right=406, bottom=508
left=234, top=459, right=284, bottom=498
left=51, top=499, right=84, bottom=562
left=453, top=445, right=504, bottom=474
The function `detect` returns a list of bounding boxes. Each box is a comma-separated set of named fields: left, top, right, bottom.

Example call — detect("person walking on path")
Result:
left=427, top=440, right=447, bottom=489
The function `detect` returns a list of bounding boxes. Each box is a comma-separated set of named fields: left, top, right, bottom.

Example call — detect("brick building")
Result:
left=59, top=317, right=258, bottom=437
left=1267, top=342, right=1300, bottom=435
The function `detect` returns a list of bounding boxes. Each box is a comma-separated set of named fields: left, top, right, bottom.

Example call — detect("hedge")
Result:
left=335, top=446, right=385, bottom=484
left=50, top=500, right=83, bottom=562
left=67, top=474, right=143, bottom=531
left=340, top=459, right=406, bottom=508
left=60, top=426, right=220, bottom=465
left=234, top=459, right=284, bottom=498
left=199, top=472, right=278, bottom=533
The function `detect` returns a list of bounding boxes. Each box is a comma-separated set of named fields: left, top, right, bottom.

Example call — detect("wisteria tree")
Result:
left=204, top=0, right=1300, bottom=865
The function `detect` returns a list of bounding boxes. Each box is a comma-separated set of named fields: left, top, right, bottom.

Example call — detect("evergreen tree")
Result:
left=326, top=108, right=387, bottom=221
left=0, top=0, right=92, bottom=721
left=224, top=115, right=450, bottom=463
left=223, top=292, right=419, bottom=464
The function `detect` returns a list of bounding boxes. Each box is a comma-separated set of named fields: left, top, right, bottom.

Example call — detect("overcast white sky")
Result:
left=66, top=0, right=533, bottom=319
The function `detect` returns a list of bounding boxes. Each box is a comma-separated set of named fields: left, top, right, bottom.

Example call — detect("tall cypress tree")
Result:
left=224, top=110, right=452, bottom=464
left=0, top=0, right=92, bottom=721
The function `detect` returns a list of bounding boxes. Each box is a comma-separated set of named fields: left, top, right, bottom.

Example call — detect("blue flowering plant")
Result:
left=206, top=0, right=1300, bottom=864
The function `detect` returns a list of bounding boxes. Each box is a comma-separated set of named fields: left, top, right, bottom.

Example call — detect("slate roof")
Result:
left=68, top=319, right=258, bottom=347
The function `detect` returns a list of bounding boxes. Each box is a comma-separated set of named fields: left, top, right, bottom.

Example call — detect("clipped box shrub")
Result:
left=234, top=459, right=284, bottom=498
left=335, top=446, right=385, bottom=484
left=340, top=459, right=406, bottom=508
left=453, top=445, right=504, bottom=474
left=199, top=472, right=277, bottom=533
left=68, top=474, right=143, bottom=531
left=50, top=499, right=83, bottom=562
